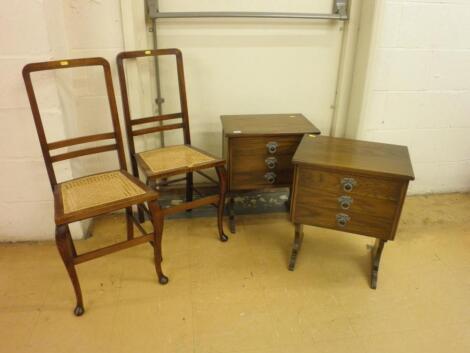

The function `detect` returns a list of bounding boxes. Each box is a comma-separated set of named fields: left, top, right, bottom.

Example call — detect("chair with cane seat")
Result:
left=116, top=49, right=228, bottom=242
left=22, top=57, right=168, bottom=316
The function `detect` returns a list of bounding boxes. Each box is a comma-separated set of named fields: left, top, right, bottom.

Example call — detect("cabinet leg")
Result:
left=288, top=223, right=304, bottom=271
left=370, top=238, right=386, bottom=289
left=228, top=196, right=236, bottom=234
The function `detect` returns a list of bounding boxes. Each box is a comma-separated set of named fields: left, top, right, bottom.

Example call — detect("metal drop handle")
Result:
left=265, top=157, right=277, bottom=169
left=266, top=141, right=278, bottom=154
left=341, top=177, right=357, bottom=192
left=336, top=213, right=350, bottom=227
left=264, top=172, right=276, bottom=184
left=338, top=195, right=353, bottom=210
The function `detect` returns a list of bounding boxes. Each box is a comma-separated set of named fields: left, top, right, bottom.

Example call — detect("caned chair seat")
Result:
left=136, top=145, right=224, bottom=178
left=54, top=170, right=159, bottom=225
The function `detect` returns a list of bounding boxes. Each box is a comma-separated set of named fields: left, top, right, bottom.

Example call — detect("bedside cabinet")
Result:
left=221, top=114, right=321, bottom=233
left=289, top=135, right=414, bottom=289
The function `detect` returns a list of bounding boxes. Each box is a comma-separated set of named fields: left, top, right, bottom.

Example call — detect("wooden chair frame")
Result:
left=116, top=49, right=228, bottom=242
left=22, top=57, right=168, bottom=316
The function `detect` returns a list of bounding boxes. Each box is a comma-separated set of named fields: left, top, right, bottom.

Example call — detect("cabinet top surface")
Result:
left=293, top=135, right=415, bottom=180
left=220, top=113, right=321, bottom=137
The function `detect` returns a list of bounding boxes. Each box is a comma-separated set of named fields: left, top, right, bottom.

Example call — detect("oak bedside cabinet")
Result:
left=221, top=114, right=321, bottom=232
left=289, top=135, right=414, bottom=289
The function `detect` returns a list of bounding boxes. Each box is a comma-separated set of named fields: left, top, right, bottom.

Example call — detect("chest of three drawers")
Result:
left=221, top=114, right=320, bottom=232
left=289, top=135, right=414, bottom=288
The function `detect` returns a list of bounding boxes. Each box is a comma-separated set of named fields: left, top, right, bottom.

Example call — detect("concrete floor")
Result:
left=1, top=193, right=469, bottom=353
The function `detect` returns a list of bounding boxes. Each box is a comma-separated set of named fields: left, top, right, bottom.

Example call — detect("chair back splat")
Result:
left=116, top=49, right=191, bottom=177
left=22, top=57, right=128, bottom=189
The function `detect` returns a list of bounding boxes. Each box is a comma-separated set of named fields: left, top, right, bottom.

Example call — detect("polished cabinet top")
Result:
left=293, top=135, right=415, bottom=180
left=221, top=113, right=320, bottom=137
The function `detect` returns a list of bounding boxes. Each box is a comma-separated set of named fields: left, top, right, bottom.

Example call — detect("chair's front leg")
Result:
left=148, top=200, right=169, bottom=285
left=55, top=224, right=84, bottom=316
left=65, top=226, right=77, bottom=257
left=215, top=166, right=229, bottom=242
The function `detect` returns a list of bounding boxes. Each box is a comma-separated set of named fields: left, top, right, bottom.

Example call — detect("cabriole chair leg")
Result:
left=55, top=224, right=84, bottom=316
left=216, top=166, right=229, bottom=242
left=148, top=201, right=169, bottom=285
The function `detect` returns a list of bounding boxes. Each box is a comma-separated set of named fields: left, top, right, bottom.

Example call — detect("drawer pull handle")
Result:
left=336, top=213, right=351, bottom=227
left=265, top=157, right=278, bottom=169
left=264, top=172, right=276, bottom=184
left=266, top=141, right=278, bottom=154
left=338, top=195, right=353, bottom=210
left=341, top=177, right=357, bottom=192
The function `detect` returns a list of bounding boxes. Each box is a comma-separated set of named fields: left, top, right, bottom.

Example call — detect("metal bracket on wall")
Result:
left=155, top=97, right=165, bottom=105
left=333, top=0, right=348, bottom=18
left=146, top=0, right=349, bottom=20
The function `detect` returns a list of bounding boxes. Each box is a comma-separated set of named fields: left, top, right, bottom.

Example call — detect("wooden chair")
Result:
left=22, top=57, right=168, bottom=316
left=116, top=49, right=228, bottom=242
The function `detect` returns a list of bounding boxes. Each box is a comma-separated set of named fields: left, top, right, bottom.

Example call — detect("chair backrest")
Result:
left=22, top=57, right=128, bottom=189
left=116, top=49, right=191, bottom=170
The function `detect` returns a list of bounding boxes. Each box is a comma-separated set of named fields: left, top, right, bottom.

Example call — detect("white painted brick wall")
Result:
left=0, top=0, right=123, bottom=241
left=357, top=0, right=470, bottom=194
left=0, top=2, right=61, bottom=241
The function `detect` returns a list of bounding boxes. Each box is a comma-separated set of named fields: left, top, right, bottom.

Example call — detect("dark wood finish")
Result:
left=215, top=166, right=229, bottom=242
left=292, top=135, right=415, bottom=180
left=22, top=57, right=168, bottom=316
left=221, top=113, right=321, bottom=137
left=149, top=201, right=168, bottom=284
left=221, top=113, right=320, bottom=232
left=229, top=135, right=302, bottom=190
left=55, top=224, right=83, bottom=316
left=370, top=238, right=386, bottom=289
left=48, top=132, right=115, bottom=150
left=295, top=168, right=403, bottom=201
left=116, top=49, right=228, bottom=242
left=130, top=112, right=182, bottom=126
left=50, top=144, right=118, bottom=162
left=289, top=135, right=414, bottom=289
left=132, top=123, right=185, bottom=137
left=73, top=233, right=153, bottom=265
left=288, top=223, right=303, bottom=271
left=163, top=195, right=219, bottom=216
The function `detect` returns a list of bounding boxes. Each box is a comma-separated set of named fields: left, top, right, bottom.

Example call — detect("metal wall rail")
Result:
left=148, top=0, right=349, bottom=21
left=145, top=0, right=349, bottom=150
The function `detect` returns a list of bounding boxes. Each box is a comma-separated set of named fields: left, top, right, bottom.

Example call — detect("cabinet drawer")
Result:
left=229, top=135, right=301, bottom=190
left=296, top=168, right=402, bottom=201
left=294, top=184, right=398, bottom=219
left=293, top=204, right=394, bottom=240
